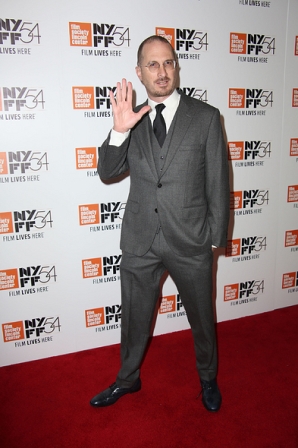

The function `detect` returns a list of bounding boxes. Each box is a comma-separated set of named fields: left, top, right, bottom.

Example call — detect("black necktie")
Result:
left=153, top=103, right=166, bottom=147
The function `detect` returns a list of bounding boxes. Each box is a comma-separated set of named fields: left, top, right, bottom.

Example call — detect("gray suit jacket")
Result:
left=98, top=92, right=230, bottom=257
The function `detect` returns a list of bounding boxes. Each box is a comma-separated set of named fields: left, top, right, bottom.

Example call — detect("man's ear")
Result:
left=135, top=65, right=142, bottom=82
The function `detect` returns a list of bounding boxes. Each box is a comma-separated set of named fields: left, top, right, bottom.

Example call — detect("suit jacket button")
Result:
left=158, top=183, right=162, bottom=188
left=155, top=208, right=158, bottom=213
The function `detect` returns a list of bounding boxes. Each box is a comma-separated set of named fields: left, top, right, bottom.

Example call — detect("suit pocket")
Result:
left=178, top=144, right=198, bottom=152
left=126, top=199, right=139, bottom=214
left=182, top=204, right=206, bottom=220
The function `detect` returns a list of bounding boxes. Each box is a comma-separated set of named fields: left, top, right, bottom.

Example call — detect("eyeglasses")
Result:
left=140, top=60, right=177, bottom=73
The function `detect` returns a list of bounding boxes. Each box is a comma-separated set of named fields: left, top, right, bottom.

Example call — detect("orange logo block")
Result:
left=85, top=308, right=105, bottom=327
left=0, top=212, right=13, bottom=234
left=282, top=272, right=296, bottom=289
left=224, top=284, right=239, bottom=301
left=292, top=88, right=298, bottom=107
left=230, top=33, right=247, bottom=54
left=76, top=147, right=97, bottom=170
left=295, top=36, right=298, bottom=56
left=155, top=27, right=175, bottom=49
left=229, top=89, right=245, bottom=108
left=0, top=152, right=8, bottom=174
left=287, top=185, right=298, bottom=202
left=230, top=191, right=243, bottom=209
left=290, top=139, right=298, bottom=156
left=285, top=230, right=298, bottom=247
left=226, top=239, right=241, bottom=257
left=72, top=87, right=94, bottom=109
left=2, top=321, right=24, bottom=342
left=0, top=268, right=19, bottom=290
left=82, top=258, right=102, bottom=278
left=79, top=204, right=99, bottom=226
left=69, top=22, right=92, bottom=46
left=228, top=142, right=244, bottom=160
left=159, top=295, right=176, bottom=314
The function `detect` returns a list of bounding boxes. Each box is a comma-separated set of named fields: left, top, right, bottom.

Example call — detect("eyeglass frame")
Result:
left=138, top=59, right=177, bottom=73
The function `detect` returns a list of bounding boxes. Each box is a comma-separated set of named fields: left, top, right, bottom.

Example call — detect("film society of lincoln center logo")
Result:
left=293, top=88, right=298, bottom=107
left=285, top=230, right=298, bottom=252
left=230, top=32, right=275, bottom=63
left=282, top=271, right=298, bottom=293
left=155, top=27, right=207, bottom=59
left=2, top=316, right=61, bottom=345
left=290, top=139, right=298, bottom=158
left=0, top=18, right=41, bottom=53
left=287, top=185, right=298, bottom=207
left=69, top=22, right=130, bottom=55
left=0, top=209, right=52, bottom=241
left=76, top=147, right=97, bottom=171
left=228, top=140, right=271, bottom=167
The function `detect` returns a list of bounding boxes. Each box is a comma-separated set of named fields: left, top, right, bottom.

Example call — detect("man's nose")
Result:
left=157, top=63, right=167, bottom=76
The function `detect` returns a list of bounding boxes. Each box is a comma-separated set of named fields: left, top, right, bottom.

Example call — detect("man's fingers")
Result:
left=137, top=105, right=151, bottom=119
left=126, top=81, right=133, bottom=104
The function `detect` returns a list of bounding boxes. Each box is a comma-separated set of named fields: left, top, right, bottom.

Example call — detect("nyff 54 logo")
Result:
left=0, top=150, right=49, bottom=174
left=69, top=22, right=130, bottom=48
left=0, top=87, right=45, bottom=111
left=156, top=27, right=208, bottom=52
left=226, top=235, right=267, bottom=257
left=230, top=189, right=269, bottom=210
left=228, top=141, right=271, bottom=161
left=229, top=88, right=273, bottom=109
left=2, top=316, right=60, bottom=343
left=224, top=279, right=264, bottom=301
left=0, top=19, right=41, bottom=45
left=0, top=265, right=57, bottom=291
left=0, top=210, right=53, bottom=234
left=179, top=87, right=208, bottom=102
left=230, top=33, right=275, bottom=55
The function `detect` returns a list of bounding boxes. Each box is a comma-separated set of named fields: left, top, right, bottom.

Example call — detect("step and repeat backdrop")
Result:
left=1, top=0, right=297, bottom=366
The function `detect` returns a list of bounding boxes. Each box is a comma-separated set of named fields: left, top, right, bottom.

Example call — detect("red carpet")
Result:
left=1, top=305, right=298, bottom=448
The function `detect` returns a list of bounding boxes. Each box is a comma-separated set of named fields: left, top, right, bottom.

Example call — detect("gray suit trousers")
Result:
left=116, top=228, right=217, bottom=387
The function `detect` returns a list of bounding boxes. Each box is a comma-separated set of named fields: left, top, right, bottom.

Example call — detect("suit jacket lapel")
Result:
left=159, top=94, right=194, bottom=179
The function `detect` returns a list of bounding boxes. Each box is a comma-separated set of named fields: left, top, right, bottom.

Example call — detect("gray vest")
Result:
left=150, top=114, right=177, bottom=177
left=150, top=114, right=178, bottom=232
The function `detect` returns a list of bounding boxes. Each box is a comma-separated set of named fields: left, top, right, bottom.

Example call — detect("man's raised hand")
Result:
left=110, top=79, right=151, bottom=133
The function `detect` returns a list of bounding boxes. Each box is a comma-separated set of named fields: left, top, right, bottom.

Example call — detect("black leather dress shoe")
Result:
left=90, top=378, right=141, bottom=407
left=200, top=378, right=222, bottom=412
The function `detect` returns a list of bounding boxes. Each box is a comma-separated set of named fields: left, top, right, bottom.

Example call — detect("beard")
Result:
left=143, top=75, right=177, bottom=99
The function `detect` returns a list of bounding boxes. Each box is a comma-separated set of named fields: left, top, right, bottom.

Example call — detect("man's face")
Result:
left=136, top=40, right=178, bottom=102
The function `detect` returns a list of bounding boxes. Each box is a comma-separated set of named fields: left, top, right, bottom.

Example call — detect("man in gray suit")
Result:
left=90, top=35, right=230, bottom=412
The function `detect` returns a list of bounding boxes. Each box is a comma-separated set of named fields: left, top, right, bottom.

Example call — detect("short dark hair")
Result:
left=137, top=35, right=177, bottom=65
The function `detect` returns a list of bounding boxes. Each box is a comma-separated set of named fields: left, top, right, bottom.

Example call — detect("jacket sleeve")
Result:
left=97, top=131, right=130, bottom=180
left=205, top=108, right=230, bottom=247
